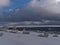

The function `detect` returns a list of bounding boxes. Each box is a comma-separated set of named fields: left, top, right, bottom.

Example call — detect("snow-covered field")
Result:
left=0, top=31, right=60, bottom=45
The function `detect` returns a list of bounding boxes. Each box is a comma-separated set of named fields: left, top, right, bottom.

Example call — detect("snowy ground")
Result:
left=0, top=31, right=60, bottom=45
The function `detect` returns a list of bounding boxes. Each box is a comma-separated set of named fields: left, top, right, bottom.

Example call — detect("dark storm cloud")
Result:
left=23, top=0, right=60, bottom=21
left=1, top=0, right=60, bottom=24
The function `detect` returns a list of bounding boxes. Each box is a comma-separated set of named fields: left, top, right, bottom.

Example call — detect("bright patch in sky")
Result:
left=0, top=0, right=10, bottom=7
left=29, top=0, right=60, bottom=14
left=56, top=0, right=60, bottom=2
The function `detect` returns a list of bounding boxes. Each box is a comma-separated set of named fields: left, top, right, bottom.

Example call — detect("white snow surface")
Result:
left=0, top=31, right=60, bottom=45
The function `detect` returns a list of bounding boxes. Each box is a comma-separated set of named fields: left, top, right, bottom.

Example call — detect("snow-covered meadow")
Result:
left=0, top=31, right=59, bottom=45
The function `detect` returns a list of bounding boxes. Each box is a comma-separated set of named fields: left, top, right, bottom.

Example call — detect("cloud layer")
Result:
left=0, top=0, right=60, bottom=23
left=0, top=0, right=10, bottom=7
left=29, top=0, right=60, bottom=14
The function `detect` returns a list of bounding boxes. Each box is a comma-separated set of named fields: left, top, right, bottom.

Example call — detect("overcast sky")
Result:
left=1, top=0, right=60, bottom=14
left=0, top=0, right=60, bottom=22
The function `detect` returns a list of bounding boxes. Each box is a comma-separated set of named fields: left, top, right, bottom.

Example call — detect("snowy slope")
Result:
left=0, top=31, right=60, bottom=45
